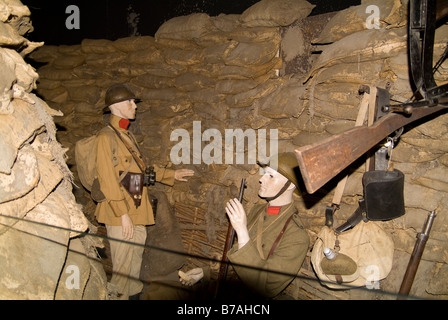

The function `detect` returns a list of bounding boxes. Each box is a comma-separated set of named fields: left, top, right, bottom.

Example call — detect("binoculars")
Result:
left=143, top=166, right=156, bottom=186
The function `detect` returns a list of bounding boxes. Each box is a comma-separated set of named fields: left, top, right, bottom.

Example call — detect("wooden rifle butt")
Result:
left=295, top=106, right=446, bottom=194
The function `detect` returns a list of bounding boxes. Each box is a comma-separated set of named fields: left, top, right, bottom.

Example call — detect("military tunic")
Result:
left=227, top=202, right=309, bottom=298
left=94, top=115, right=175, bottom=226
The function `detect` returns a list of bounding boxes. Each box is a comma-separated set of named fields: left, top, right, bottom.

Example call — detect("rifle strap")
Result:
left=325, top=91, right=371, bottom=227
left=365, top=87, right=378, bottom=171
left=267, top=213, right=295, bottom=259
left=335, top=201, right=366, bottom=233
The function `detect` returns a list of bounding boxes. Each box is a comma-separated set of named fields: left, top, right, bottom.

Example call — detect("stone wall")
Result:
left=29, top=0, right=448, bottom=299
left=0, top=0, right=107, bottom=299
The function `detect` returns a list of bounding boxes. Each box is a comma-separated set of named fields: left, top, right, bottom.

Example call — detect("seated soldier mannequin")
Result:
left=180, top=153, right=309, bottom=299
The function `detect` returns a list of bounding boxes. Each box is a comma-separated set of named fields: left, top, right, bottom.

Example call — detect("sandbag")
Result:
left=224, top=41, right=280, bottom=67
left=307, top=28, right=408, bottom=81
left=240, top=0, right=315, bottom=27
left=81, top=39, right=116, bottom=54
left=0, top=145, right=39, bottom=204
left=155, top=13, right=215, bottom=40
left=0, top=21, right=26, bottom=47
left=313, top=0, right=405, bottom=44
left=0, top=99, right=44, bottom=174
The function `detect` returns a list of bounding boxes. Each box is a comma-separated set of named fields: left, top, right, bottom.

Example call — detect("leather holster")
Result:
left=119, top=171, right=144, bottom=208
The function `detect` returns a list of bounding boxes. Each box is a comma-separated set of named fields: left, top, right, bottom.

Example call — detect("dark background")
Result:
left=21, top=0, right=360, bottom=45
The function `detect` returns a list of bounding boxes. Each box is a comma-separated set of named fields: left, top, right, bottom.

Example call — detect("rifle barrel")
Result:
left=398, top=211, right=436, bottom=299
left=214, top=178, right=246, bottom=298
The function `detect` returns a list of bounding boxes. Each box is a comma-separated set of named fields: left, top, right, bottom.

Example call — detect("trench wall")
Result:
left=0, top=0, right=107, bottom=299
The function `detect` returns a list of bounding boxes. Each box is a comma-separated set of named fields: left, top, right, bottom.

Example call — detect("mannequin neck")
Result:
left=267, top=188, right=294, bottom=207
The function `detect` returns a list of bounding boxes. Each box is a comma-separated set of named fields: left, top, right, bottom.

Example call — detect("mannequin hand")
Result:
left=121, top=214, right=134, bottom=240
left=174, top=169, right=195, bottom=181
left=225, top=198, right=250, bottom=249
left=179, top=268, right=204, bottom=286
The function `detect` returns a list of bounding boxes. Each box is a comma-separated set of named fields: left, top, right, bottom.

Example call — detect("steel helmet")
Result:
left=258, top=152, right=301, bottom=195
left=103, top=84, right=140, bottom=111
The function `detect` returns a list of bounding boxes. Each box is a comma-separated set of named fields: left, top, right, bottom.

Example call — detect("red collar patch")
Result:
left=119, top=118, right=130, bottom=130
left=267, top=206, right=281, bottom=215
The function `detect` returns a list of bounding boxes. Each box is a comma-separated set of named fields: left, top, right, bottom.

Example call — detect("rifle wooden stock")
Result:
left=295, top=105, right=446, bottom=194
left=398, top=211, right=436, bottom=299
left=214, top=178, right=246, bottom=298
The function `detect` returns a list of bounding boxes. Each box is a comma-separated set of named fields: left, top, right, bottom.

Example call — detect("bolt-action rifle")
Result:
left=398, top=211, right=436, bottom=299
left=214, top=178, right=246, bottom=298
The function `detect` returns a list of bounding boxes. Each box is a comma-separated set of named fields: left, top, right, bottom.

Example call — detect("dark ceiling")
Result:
left=21, top=0, right=360, bottom=46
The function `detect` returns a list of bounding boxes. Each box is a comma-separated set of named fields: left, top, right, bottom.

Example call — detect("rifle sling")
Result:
left=325, top=205, right=337, bottom=227
left=267, top=213, right=295, bottom=259
left=325, top=89, right=371, bottom=227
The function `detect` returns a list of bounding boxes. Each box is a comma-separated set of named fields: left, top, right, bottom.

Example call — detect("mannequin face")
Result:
left=109, top=99, right=137, bottom=120
left=258, top=166, right=290, bottom=199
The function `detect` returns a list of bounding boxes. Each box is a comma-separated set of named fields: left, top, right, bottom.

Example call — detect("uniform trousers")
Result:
left=106, top=224, right=147, bottom=299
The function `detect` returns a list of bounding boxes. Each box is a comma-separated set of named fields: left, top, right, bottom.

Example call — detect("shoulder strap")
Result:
left=267, top=211, right=296, bottom=259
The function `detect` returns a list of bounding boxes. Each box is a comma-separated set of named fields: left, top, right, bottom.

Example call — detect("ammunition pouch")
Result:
left=336, top=169, right=405, bottom=233
left=120, top=171, right=144, bottom=208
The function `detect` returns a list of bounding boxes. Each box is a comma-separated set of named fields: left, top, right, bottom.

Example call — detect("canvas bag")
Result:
left=74, top=127, right=118, bottom=201
left=311, top=222, right=394, bottom=290
left=75, top=134, right=97, bottom=192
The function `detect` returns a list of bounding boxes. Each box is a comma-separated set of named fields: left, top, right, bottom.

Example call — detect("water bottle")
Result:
left=321, top=247, right=357, bottom=276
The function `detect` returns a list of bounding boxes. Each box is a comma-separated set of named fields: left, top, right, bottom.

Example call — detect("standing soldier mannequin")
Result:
left=95, top=84, right=194, bottom=300
left=180, top=153, right=309, bottom=299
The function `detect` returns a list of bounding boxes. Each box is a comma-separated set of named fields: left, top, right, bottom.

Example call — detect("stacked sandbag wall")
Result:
left=29, top=0, right=448, bottom=300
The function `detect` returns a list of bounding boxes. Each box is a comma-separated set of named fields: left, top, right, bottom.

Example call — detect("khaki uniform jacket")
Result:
left=94, top=115, right=175, bottom=226
left=227, top=202, right=309, bottom=298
